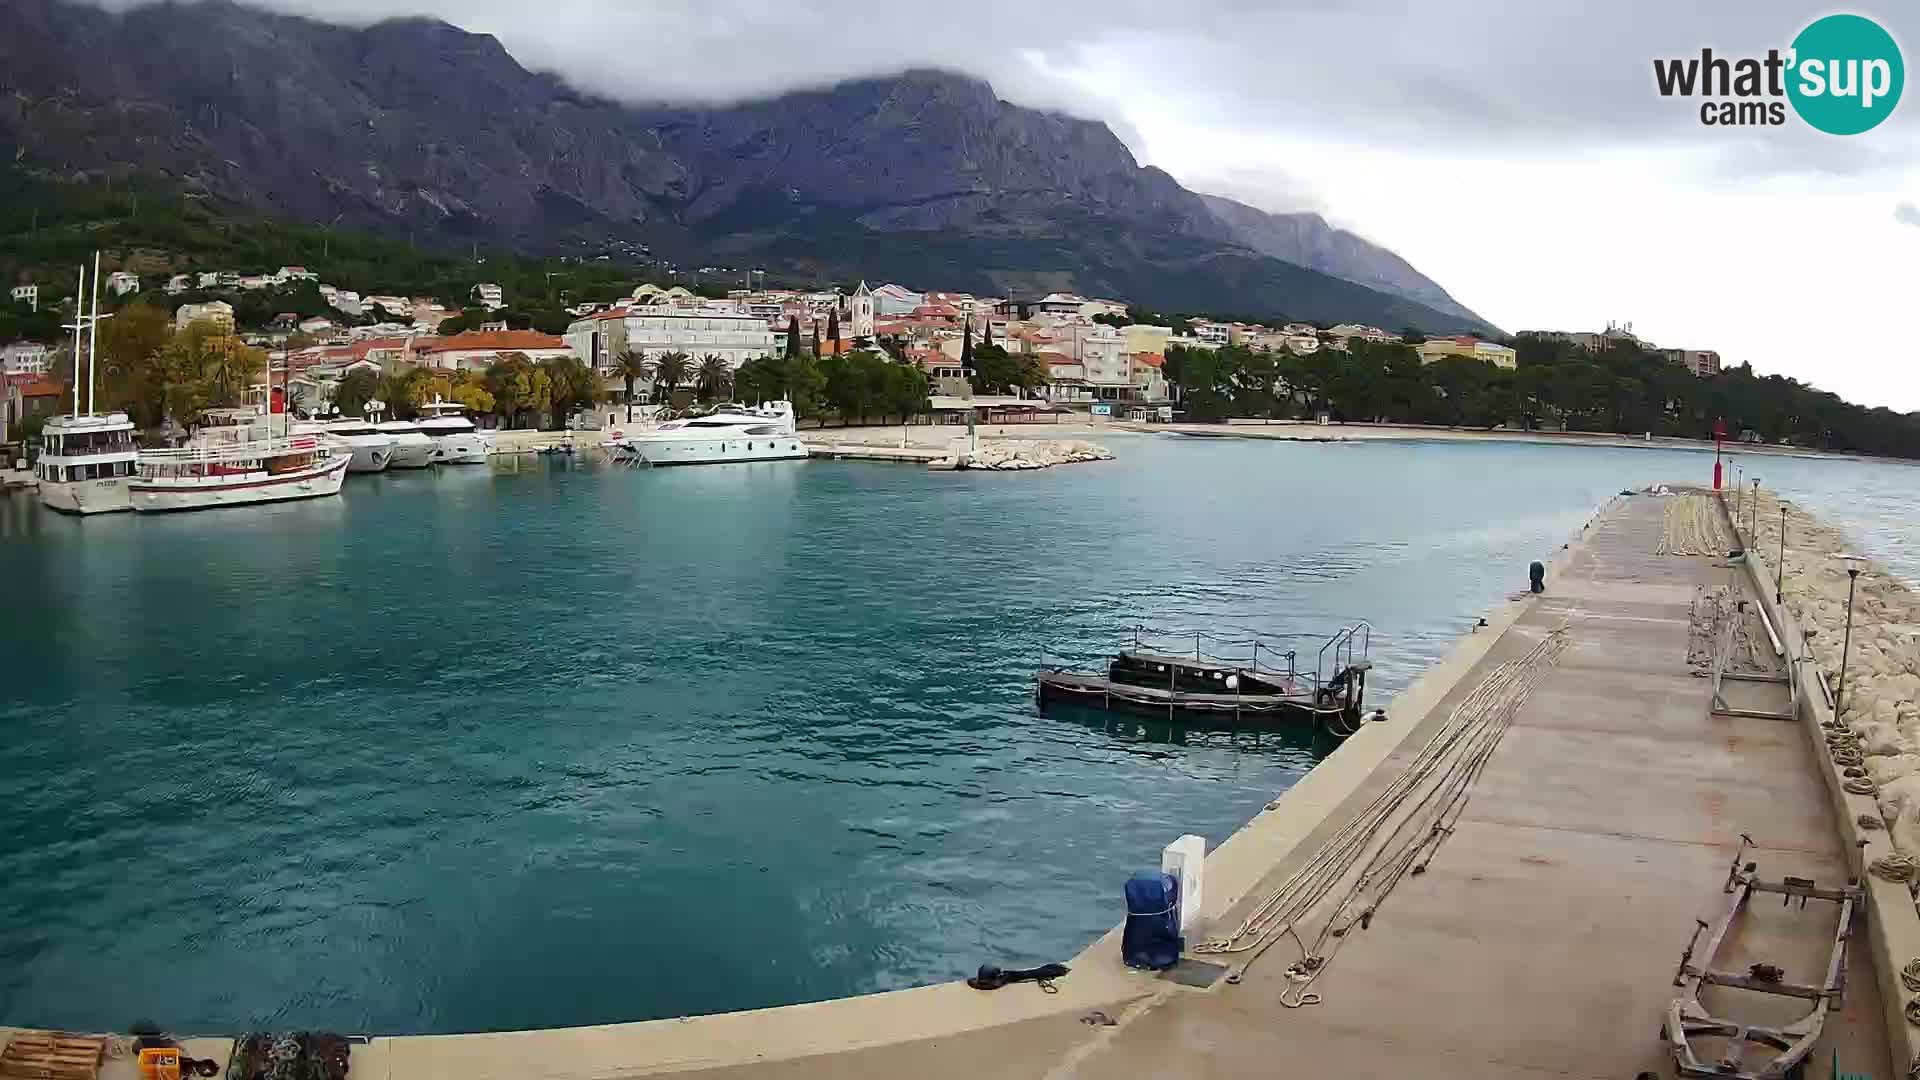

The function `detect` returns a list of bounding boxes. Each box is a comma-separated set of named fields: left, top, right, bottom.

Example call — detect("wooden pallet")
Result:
left=0, top=1032, right=106, bottom=1080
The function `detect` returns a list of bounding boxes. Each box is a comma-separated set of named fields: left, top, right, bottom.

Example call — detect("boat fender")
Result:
left=1224, top=674, right=1239, bottom=691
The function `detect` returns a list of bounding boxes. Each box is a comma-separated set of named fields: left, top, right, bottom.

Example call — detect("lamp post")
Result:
left=1750, top=478, right=1760, bottom=539
left=1776, top=506, right=1786, bottom=603
left=1835, top=555, right=1864, bottom=717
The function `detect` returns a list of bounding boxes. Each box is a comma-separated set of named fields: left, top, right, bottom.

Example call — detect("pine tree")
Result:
left=812, top=322, right=822, bottom=358
left=981, top=318, right=993, bottom=348
left=960, top=320, right=973, bottom=366
left=827, top=308, right=840, bottom=348
left=785, top=316, right=800, bottom=359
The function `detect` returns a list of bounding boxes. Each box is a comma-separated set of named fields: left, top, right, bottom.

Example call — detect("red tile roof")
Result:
left=1134, top=352, right=1165, bottom=368
left=416, top=330, right=566, bottom=354
left=1038, top=351, right=1077, bottom=366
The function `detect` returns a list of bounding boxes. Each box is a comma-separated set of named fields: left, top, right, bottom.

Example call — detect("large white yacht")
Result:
left=36, top=412, right=137, bottom=514
left=418, top=401, right=490, bottom=464
left=324, top=419, right=397, bottom=473
left=609, top=402, right=808, bottom=466
left=131, top=409, right=350, bottom=512
left=372, top=420, right=437, bottom=469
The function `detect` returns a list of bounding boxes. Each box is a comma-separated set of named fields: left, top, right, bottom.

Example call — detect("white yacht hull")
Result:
left=388, top=440, right=437, bottom=469
left=346, top=441, right=394, bottom=473
left=623, top=435, right=809, bottom=466
left=38, top=477, right=133, bottom=515
left=431, top=435, right=489, bottom=465
left=130, top=455, right=350, bottom=512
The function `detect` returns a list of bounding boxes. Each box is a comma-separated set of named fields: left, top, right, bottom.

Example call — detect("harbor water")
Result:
left=1, top=434, right=1914, bottom=1034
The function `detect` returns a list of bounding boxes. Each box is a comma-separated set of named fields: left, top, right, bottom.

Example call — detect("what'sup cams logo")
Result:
left=1654, top=14, right=1903, bottom=134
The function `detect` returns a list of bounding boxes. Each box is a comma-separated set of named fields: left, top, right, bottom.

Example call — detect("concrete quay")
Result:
left=3, top=492, right=1897, bottom=1079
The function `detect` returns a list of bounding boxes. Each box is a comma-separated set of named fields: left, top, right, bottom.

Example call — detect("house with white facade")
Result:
left=106, top=271, right=141, bottom=297
left=176, top=301, right=236, bottom=332
left=328, top=290, right=364, bottom=316
left=471, top=283, right=505, bottom=310
left=870, top=283, right=923, bottom=316
left=277, top=266, right=318, bottom=283
left=10, top=285, right=37, bottom=312
left=298, top=316, right=335, bottom=336
left=1188, top=320, right=1232, bottom=346
left=197, top=271, right=221, bottom=289
left=566, top=304, right=779, bottom=400
left=165, top=275, right=193, bottom=295
left=2, top=342, right=50, bottom=376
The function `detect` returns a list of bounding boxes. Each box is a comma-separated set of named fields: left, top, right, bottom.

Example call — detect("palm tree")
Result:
left=610, top=349, right=650, bottom=422
left=695, top=354, right=733, bottom=404
left=651, top=350, right=691, bottom=408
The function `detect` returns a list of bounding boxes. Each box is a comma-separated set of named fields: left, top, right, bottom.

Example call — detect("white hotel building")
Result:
left=566, top=304, right=780, bottom=401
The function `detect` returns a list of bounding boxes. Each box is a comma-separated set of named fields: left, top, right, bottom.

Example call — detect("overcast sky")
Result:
left=96, top=0, right=1920, bottom=411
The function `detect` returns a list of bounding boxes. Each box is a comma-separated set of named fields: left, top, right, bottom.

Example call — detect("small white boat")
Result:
left=36, top=411, right=137, bottom=515
left=608, top=401, right=808, bottom=466
left=373, top=421, right=437, bottom=469
left=418, top=401, right=489, bottom=464
left=131, top=410, right=350, bottom=512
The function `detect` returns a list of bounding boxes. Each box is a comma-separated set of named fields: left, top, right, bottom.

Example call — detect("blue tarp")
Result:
left=1121, top=871, right=1182, bottom=971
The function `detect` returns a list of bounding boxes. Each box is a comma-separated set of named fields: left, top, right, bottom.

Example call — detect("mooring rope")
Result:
left=1873, top=852, right=1920, bottom=884
left=1194, top=627, right=1571, bottom=1003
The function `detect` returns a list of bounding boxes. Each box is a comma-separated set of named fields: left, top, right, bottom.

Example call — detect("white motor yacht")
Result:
left=132, top=409, right=349, bottom=512
left=36, top=412, right=137, bottom=514
left=418, top=401, right=489, bottom=464
left=324, top=419, right=398, bottom=473
left=372, top=420, right=437, bottom=469
left=609, top=401, right=808, bottom=466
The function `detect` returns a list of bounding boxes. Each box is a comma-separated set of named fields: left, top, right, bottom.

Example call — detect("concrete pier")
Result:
left=3, top=493, right=1895, bottom=1079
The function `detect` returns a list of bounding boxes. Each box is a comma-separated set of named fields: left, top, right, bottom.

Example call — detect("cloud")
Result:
left=1898, top=201, right=1920, bottom=228
left=71, top=0, right=1920, bottom=174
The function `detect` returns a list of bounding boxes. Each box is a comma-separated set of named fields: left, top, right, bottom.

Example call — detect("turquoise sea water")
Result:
left=1, top=434, right=1913, bottom=1035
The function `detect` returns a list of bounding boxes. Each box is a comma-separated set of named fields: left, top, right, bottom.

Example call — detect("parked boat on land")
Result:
left=130, top=409, right=350, bottom=512
left=1035, top=623, right=1373, bottom=733
left=607, top=402, right=808, bottom=466
left=36, top=412, right=137, bottom=515
left=418, top=401, right=489, bottom=464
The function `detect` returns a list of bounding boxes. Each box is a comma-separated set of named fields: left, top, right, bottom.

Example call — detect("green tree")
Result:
left=733, top=355, right=785, bottom=405
left=333, top=368, right=381, bottom=417
left=97, top=301, right=173, bottom=429
left=160, top=321, right=264, bottom=423
left=786, top=356, right=826, bottom=423
left=784, top=316, right=801, bottom=360
left=883, top=359, right=930, bottom=422
left=610, top=349, right=650, bottom=422
left=484, top=354, right=553, bottom=430
left=694, top=354, right=734, bottom=404
left=450, top=370, right=496, bottom=416
left=541, top=354, right=599, bottom=428
left=651, top=350, right=690, bottom=406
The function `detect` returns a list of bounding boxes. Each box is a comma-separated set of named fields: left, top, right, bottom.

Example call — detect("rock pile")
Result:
left=930, top=440, right=1115, bottom=471
left=1752, top=491, right=1920, bottom=849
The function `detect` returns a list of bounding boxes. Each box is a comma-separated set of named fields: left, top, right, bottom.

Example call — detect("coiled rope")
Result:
left=1194, top=627, right=1570, bottom=1005
left=1873, top=852, right=1920, bottom=884
left=1845, top=777, right=1878, bottom=796
left=1904, top=960, right=1920, bottom=1028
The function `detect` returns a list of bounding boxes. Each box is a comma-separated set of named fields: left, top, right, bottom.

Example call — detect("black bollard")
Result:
left=1529, top=560, right=1546, bottom=594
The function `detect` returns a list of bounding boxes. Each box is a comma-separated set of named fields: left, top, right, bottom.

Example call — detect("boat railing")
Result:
left=1128, top=625, right=1333, bottom=684
left=1315, top=621, right=1373, bottom=690
left=139, top=434, right=328, bottom=465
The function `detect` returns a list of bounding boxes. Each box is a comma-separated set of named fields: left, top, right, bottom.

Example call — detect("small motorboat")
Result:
left=1035, top=623, right=1372, bottom=734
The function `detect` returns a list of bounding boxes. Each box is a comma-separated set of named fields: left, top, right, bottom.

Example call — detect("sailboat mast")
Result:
left=70, top=264, right=84, bottom=416
left=87, top=250, right=101, bottom=415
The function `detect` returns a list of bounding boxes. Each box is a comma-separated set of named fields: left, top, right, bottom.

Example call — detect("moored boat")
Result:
left=608, top=401, right=807, bottom=466
left=1035, top=623, right=1373, bottom=733
left=36, top=412, right=137, bottom=515
left=130, top=409, right=350, bottom=512
left=418, top=401, right=489, bottom=464
left=373, top=420, right=437, bottom=469
left=323, top=419, right=397, bottom=473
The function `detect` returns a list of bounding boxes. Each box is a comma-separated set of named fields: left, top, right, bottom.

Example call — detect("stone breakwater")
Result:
left=1749, top=490, right=1920, bottom=848
left=932, top=440, right=1115, bottom=471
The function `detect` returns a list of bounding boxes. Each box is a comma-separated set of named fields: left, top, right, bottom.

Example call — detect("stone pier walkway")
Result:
left=1053, top=493, right=1889, bottom=1079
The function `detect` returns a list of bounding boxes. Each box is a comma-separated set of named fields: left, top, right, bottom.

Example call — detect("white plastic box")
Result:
left=1161, top=834, right=1206, bottom=932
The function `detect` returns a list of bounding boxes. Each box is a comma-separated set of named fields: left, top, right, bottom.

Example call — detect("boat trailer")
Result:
left=1663, top=835, right=1862, bottom=1080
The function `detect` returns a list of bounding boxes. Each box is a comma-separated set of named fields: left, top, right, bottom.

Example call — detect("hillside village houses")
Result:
left=1417, top=336, right=1519, bottom=369
left=2, top=342, right=50, bottom=377
left=175, top=300, right=235, bottom=332
left=106, top=271, right=141, bottom=297
left=471, top=283, right=505, bottom=310
left=11, top=284, right=37, bottom=312
left=1521, top=322, right=1723, bottom=378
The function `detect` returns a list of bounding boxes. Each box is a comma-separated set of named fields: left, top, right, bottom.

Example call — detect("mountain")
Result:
left=1196, top=195, right=1487, bottom=327
left=0, top=0, right=1495, bottom=334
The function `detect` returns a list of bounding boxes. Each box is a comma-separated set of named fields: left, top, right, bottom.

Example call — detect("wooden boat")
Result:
left=1035, top=624, right=1372, bottom=734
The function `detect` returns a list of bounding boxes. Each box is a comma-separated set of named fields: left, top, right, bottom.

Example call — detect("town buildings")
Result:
left=106, top=271, right=141, bottom=297
left=1521, top=322, right=1722, bottom=377
left=471, top=283, right=505, bottom=310
left=414, top=329, right=571, bottom=372
left=10, top=285, right=37, bottom=313
left=1416, top=336, right=1518, bottom=368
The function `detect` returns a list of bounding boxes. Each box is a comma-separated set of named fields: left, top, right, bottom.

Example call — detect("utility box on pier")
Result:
left=1161, top=834, right=1206, bottom=932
